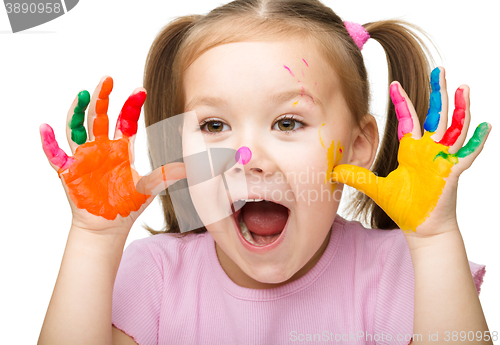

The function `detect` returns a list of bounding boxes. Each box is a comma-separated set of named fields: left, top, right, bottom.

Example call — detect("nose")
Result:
left=231, top=144, right=270, bottom=177
left=235, top=146, right=252, bottom=165
left=233, top=145, right=261, bottom=174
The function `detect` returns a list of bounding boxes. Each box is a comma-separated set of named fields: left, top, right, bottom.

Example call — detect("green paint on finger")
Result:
left=434, top=122, right=490, bottom=163
left=69, top=90, right=91, bottom=145
left=455, top=122, right=489, bottom=158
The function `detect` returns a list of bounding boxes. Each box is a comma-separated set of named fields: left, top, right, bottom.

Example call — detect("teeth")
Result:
left=239, top=220, right=255, bottom=244
left=240, top=199, right=264, bottom=202
left=239, top=220, right=265, bottom=246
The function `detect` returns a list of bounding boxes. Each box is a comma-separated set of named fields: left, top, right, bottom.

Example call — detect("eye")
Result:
left=199, top=118, right=230, bottom=135
left=273, top=114, right=306, bottom=134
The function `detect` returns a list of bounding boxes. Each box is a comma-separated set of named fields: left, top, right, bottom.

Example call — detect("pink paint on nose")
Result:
left=235, top=146, right=252, bottom=165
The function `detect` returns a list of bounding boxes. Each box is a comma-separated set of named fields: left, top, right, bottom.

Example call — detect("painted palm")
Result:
left=332, top=68, right=490, bottom=232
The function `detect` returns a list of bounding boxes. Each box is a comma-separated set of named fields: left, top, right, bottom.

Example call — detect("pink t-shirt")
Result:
left=112, top=215, right=486, bottom=345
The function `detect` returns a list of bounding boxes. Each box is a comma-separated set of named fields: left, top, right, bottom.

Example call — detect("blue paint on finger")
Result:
left=423, top=68, right=442, bottom=132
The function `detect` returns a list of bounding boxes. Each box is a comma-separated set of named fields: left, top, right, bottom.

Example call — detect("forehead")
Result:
left=183, top=40, right=340, bottom=107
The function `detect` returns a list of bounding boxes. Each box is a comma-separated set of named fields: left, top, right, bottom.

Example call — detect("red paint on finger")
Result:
left=117, top=91, right=147, bottom=137
left=438, top=88, right=466, bottom=147
left=40, top=123, right=73, bottom=171
left=390, top=83, right=414, bottom=140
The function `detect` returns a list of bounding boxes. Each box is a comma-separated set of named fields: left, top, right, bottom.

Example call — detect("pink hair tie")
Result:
left=343, top=21, right=370, bottom=50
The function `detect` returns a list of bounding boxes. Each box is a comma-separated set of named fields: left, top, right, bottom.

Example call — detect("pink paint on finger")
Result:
left=235, top=146, right=252, bottom=165
left=40, top=123, right=73, bottom=170
left=390, top=83, right=414, bottom=140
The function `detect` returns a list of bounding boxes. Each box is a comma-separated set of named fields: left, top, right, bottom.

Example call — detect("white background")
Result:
left=1, top=0, right=498, bottom=342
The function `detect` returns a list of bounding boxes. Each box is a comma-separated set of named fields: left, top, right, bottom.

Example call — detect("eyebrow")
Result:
left=185, top=89, right=322, bottom=111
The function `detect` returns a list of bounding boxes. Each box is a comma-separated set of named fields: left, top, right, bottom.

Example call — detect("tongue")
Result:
left=242, top=201, right=288, bottom=236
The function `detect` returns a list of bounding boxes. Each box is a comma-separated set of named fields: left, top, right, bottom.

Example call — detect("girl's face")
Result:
left=183, top=40, right=374, bottom=288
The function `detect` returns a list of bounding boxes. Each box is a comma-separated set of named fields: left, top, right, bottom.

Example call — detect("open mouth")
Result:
left=231, top=199, right=290, bottom=248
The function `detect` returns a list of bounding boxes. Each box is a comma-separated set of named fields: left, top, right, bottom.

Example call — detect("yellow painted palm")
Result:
left=332, top=70, right=490, bottom=233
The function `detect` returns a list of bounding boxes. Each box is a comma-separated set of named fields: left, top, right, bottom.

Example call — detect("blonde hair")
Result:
left=143, top=0, right=433, bottom=235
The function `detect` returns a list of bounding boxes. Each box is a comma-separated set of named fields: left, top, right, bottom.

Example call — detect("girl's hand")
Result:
left=332, top=67, right=491, bottom=239
left=40, top=76, right=186, bottom=234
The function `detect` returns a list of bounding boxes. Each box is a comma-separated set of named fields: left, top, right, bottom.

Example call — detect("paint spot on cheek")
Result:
left=302, top=59, right=309, bottom=67
left=318, top=123, right=344, bottom=193
left=283, top=65, right=294, bottom=76
left=324, top=140, right=344, bottom=192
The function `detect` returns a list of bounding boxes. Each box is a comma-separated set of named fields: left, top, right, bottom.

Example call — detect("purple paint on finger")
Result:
left=235, top=146, right=252, bottom=165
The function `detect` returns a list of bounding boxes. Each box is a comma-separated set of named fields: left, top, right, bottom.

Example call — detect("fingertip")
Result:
left=430, top=67, right=441, bottom=90
left=40, top=123, right=54, bottom=137
left=99, top=76, right=114, bottom=99
left=389, top=81, right=400, bottom=92
left=389, top=82, right=404, bottom=103
left=133, top=86, right=146, bottom=94
left=130, top=88, right=147, bottom=107
left=454, top=87, right=467, bottom=109
left=482, top=122, right=492, bottom=134
left=100, top=75, right=112, bottom=84
left=78, top=89, right=91, bottom=102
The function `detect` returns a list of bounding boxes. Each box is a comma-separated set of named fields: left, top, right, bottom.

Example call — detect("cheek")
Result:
left=286, top=128, right=347, bottom=192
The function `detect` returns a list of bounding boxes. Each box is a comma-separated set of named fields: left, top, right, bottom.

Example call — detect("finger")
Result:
left=135, top=162, right=186, bottom=195
left=425, top=67, right=449, bottom=140
left=438, top=86, right=468, bottom=150
left=65, top=90, right=90, bottom=153
left=40, top=123, right=74, bottom=173
left=448, top=85, right=471, bottom=154
left=452, top=122, right=491, bottom=172
left=332, top=164, right=381, bottom=201
left=87, top=76, right=113, bottom=141
left=113, top=88, right=147, bottom=140
left=390, top=82, right=421, bottom=140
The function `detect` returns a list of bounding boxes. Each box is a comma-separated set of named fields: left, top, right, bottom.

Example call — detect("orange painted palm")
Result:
left=40, top=77, right=186, bottom=231
left=333, top=68, right=490, bottom=236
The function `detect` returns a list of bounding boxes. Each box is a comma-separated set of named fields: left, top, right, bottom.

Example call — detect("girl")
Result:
left=38, top=0, right=493, bottom=344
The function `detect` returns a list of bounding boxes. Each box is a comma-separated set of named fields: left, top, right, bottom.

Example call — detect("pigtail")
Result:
left=143, top=15, right=202, bottom=235
left=350, top=20, right=435, bottom=229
